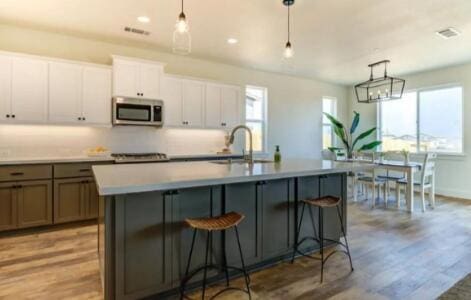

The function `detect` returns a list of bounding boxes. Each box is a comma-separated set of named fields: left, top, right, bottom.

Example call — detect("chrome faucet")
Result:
left=228, top=125, right=253, bottom=164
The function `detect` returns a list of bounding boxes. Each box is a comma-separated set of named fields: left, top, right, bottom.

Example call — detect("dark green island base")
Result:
left=98, top=173, right=347, bottom=300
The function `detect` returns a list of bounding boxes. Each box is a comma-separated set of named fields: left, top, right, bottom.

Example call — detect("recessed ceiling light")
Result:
left=227, top=38, right=238, bottom=45
left=137, top=16, right=150, bottom=23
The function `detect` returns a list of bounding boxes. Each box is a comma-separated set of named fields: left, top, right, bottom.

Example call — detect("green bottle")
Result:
left=274, top=145, right=281, bottom=163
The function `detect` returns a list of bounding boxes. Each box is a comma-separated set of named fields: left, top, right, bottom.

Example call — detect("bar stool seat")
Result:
left=180, top=211, right=251, bottom=300
left=186, top=212, right=244, bottom=231
left=292, top=195, right=354, bottom=283
left=303, top=196, right=340, bottom=207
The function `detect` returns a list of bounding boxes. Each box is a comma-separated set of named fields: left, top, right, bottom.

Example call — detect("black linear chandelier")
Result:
left=354, top=60, right=406, bottom=103
left=283, top=0, right=295, bottom=58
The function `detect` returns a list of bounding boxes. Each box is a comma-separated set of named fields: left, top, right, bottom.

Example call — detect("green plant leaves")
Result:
left=323, top=113, right=343, bottom=129
left=350, top=111, right=360, bottom=134
left=358, top=141, right=382, bottom=151
left=352, top=127, right=377, bottom=149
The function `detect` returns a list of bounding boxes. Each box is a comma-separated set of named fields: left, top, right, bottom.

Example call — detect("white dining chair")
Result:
left=396, top=153, right=437, bottom=212
left=356, top=152, right=388, bottom=208
left=377, top=151, right=406, bottom=203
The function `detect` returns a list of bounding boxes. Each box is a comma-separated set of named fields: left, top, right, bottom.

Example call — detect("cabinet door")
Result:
left=139, top=64, right=161, bottom=99
left=11, top=57, right=48, bottom=122
left=261, top=179, right=294, bottom=259
left=48, top=62, right=82, bottom=123
left=221, top=86, right=240, bottom=128
left=0, top=182, right=17, bottom=231
left=0, top=55, right=12, bottom=122
left=54, top=178, right=86, bottom=224
left=17, top=180, right=52, bottom=228
left=85, top=179, right=99, bottom=219
left=225, top=182, right=261, bottom=267
left=161, top=76, right=183, bottom=126
left=82, top=67, right=111, bottom=124
left=182, top=80, right=204, bottom=127
left=204, top=84, right=222, bottom=128
left=113, top=59, right=139, bottom=97
left=319, top=174, right=344, bottom=238
left=171, top=187, right=221, bottom=286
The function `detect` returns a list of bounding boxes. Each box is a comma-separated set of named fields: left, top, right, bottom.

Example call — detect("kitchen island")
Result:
left=93, top=159, right=368, bottom=300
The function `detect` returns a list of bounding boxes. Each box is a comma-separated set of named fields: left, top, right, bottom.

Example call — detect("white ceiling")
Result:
left=1, top=0, right=471, bottom=85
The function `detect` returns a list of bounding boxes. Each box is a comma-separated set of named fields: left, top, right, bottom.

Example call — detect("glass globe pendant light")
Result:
left=283, top=0, right=295, bottom=58
left=173, top=0, right=191, bottom=55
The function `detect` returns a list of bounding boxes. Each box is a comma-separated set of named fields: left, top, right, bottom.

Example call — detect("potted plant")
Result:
left=324, top=111, right=382, bottom=159
left=401, top=149, right=410, bottom=164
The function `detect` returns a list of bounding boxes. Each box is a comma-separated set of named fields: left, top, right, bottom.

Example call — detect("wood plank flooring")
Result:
left=1, top=196, right=471, bottom=299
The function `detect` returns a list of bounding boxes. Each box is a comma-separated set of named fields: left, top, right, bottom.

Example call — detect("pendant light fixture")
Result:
left=354, top=60, right=406, bottom=103
left=173, top=0, right=191, bottom=55
left=283, top=0, right=295, bottom=58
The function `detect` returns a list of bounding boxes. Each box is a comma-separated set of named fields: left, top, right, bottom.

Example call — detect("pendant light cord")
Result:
left=181, top=0, right=184, bottom=14
left=287, top=5, right=291, bottom=42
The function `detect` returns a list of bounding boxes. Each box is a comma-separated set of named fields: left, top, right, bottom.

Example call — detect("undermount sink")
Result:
left=211, top=159, right=274, bottom=165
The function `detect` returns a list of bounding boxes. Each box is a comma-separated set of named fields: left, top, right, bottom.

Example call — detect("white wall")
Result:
left=0, top=24, right=348, bottom=159
left=349, top=62, right=471, bottom=199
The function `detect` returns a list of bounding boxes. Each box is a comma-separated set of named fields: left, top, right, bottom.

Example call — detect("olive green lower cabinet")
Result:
left=99, top=173, right=347, bottom=300
left=0, top=179, right=52, bottom=231
left=54, top=177, right=98, bottom=223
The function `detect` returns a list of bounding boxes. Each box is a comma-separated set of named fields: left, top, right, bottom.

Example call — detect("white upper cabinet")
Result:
left=161, top=76, right=204, bottom=128
left=81, top=67, right=112, bottom=125
left=11, top=57, right=48, bottom=123
left=112, top=56, right=163, bottom=99
left=221, top=86, right=240, bottom=128
left=204, top=84, right=240, bottom=129
left=161, top=76, right=183, bottom=127
left=48, top=62, right=111, bottom=125
left=48, top=62, right=82, bottom=123
left=0, top=55, right=12, bottom=122
left=204, top=84, right=222, bottom=128
left=182, top=80, right=205, bottom=127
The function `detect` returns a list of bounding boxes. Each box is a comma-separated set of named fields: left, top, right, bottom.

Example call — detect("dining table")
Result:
left=345, top=159, right=422, bottom=212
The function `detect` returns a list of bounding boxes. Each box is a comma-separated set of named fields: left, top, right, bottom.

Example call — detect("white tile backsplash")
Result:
left=0, top=125, right=240, bottom=158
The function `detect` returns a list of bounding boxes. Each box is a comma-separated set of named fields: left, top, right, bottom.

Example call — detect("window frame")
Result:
left=377, top=83, right=465, bottom=156
left=245, top=85, right=268, bottom=154
left=322, top=96, right=338, bottom=150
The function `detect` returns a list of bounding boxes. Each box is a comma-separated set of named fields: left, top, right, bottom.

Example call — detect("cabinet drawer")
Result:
left=54, top=162, right=111, bottom=178
left=0, top=165, right=52, bottom=182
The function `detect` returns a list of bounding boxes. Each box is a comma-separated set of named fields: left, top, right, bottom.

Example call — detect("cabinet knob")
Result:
left=83, top=117, right=86, bottom=121
left=78, top=117, right=81, bottom=121
left=11, top=115, right=15, bottom=118
left=6, top=114, right=10, bottom=118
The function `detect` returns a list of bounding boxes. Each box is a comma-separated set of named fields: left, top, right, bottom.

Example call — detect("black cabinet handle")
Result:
left=10, top=172, right=24, bottom=176
left=82, top=117, right=86, bottom=121
left=13, top=184, right=23, bottom=189
left=6, top=114, right=10, bottom=118
left=11, top=115, right=15, bottom=118
left=79, top=169, right=91, bottom=172
left=78, top=117, right=81, bottom=121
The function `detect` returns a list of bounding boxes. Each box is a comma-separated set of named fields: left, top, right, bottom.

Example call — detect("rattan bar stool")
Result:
left=180, top=211, right=251, bottom=300
left=291, top=196, right=354, bottom=283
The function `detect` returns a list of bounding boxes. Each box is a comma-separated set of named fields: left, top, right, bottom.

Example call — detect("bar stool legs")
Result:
left=180, top=212, right=251, bottom=300
left=291, top=196, right=354, bottom=283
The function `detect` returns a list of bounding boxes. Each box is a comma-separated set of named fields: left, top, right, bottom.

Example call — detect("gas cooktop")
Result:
left=111, top=152, right=169, bottom=164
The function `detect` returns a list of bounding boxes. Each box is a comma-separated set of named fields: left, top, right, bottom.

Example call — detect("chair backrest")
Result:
left=421, top=153, right=437, bottom=184
left=321, top=150, right=336, bottom=161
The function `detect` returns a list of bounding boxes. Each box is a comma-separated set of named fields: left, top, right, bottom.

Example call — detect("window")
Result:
left=378, top=85, right=463, bottom=154
left=246, top=86, right=267, bottom=152
left=322, top=97, right=337, bottom=149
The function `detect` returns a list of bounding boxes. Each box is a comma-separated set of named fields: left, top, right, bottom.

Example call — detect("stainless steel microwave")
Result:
left=112, top=97, right=163, bottom=126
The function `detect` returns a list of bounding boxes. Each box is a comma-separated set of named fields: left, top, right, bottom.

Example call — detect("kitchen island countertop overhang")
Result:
left=92, top=159, right=372, bottom=196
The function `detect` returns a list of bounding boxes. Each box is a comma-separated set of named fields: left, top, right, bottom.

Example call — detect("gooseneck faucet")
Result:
left=227, top=125, right=253, bottom=164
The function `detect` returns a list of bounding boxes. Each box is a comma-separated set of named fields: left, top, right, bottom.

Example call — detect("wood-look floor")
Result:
left=1, top=196, right=471, bottom=300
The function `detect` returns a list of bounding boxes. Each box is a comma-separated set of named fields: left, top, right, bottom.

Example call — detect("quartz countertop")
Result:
left=93, top=159, right=372, bottom=196
left=0, top=155, right=115, bottom=166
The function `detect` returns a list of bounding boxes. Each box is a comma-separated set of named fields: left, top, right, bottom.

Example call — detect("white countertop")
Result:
left=93, top=159, right=372, bottom=196
left=0, top=155, right=115, bottom=165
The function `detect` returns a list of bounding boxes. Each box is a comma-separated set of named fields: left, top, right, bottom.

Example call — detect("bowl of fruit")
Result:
left=86, top=146, right=110, bottom=157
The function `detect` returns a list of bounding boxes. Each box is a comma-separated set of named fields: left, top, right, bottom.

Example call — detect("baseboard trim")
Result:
left=435, top=188, right=471, bottom=201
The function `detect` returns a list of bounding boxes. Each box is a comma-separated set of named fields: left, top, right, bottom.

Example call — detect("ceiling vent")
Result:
left=124, top=27, right=150, bottom=36
left=436, top=27, right=460, bottom=39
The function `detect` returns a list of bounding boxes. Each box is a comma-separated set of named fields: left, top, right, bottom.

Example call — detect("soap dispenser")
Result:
left=274, top=145, right=281, bottom=163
